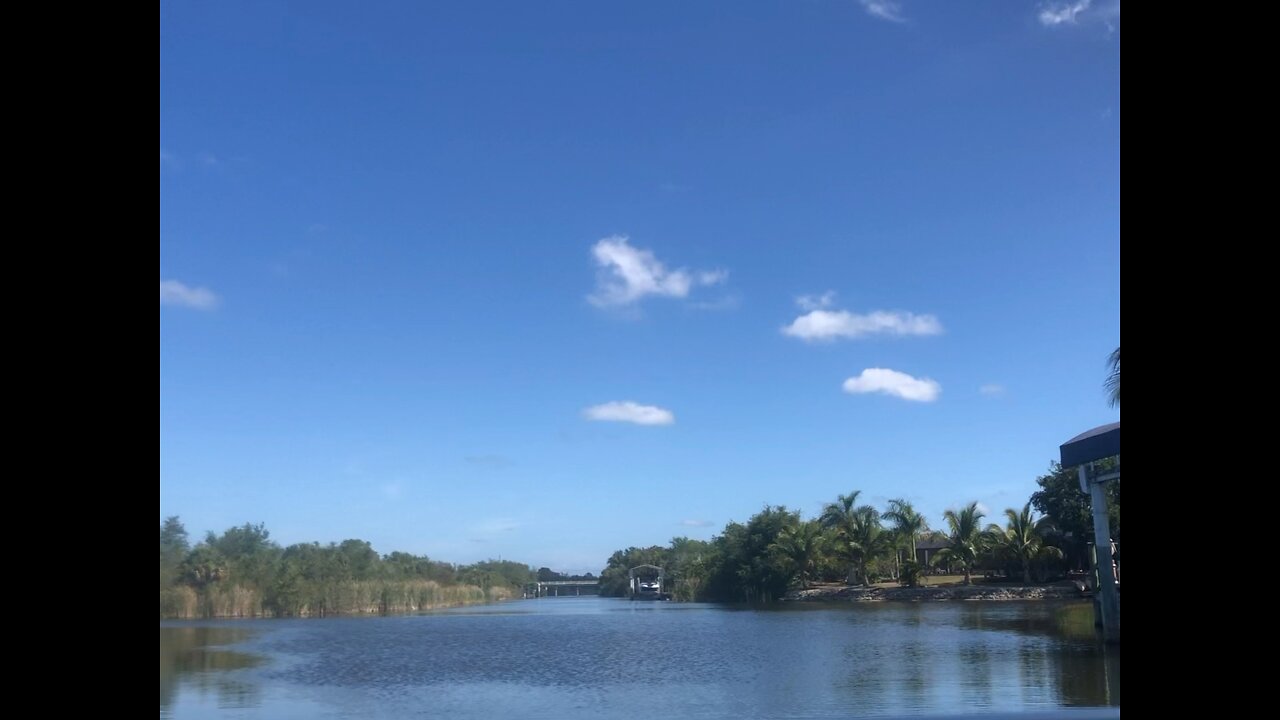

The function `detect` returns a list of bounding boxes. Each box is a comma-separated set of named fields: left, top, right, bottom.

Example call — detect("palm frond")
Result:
left=1105, top=346, right=1120, bottom=407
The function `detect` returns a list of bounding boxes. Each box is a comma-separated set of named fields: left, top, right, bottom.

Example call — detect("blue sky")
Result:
left=160, top=1, right=1120, bottom=574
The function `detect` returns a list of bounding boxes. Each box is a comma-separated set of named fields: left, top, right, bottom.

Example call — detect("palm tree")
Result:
left=770, top=521, right=826, bottom=589
left=883, top=498, right=928, bottom=564
left=1105, top=346, right=1120, bottom=407
left=821, top=491, right=863, bottom=584
left=986, top=503, right=1063, bottom=584
left=845, top=506, right=891, bottom=587
left=934, top=502, right=986, bottom=585
left=183, top=545, right=227, bottom=589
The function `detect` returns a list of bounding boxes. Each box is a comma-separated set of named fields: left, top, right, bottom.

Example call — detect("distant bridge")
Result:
left=524, top=580, right=600, bottom=598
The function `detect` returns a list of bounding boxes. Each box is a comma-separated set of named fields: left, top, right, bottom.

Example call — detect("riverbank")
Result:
left=160, top=581, right=515, bottom=619
left=785, top=583, right=1085, bottom=602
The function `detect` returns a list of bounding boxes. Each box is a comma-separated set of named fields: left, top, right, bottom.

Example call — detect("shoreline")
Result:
left=159, top=593, right=513, bottom=621
left=785, top=584, right=1088, bottom=602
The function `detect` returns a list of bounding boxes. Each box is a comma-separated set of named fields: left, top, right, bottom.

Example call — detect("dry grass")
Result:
left=161, top=580, right=514, bottom=619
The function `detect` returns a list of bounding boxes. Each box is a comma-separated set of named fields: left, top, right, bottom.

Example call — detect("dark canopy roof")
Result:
left=1060, top=422, right=1120, bottom=467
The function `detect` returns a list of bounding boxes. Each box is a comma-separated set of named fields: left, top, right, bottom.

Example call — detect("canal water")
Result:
left=160, top=597, right=1119, bottom=719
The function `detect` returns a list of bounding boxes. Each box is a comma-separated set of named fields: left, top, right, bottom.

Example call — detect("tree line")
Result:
left=159, top=519, right=535, bottom=618
left=599, top=460, right=1120, bottom=602
left=536, top=567, right=597, bottom=582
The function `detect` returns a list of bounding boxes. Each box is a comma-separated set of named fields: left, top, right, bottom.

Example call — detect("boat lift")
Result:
left=627, top=564, right=671, bottom=601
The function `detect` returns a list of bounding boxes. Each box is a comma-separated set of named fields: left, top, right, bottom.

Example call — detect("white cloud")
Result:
left=979, top=383, right=1006, bottom=396
left=796, top=291, right=837, bottom=312
left=588, top=235, right=725, bottom=307
left=681, top=519, right=714, bottom=528
left=1039, top=0, right=1100, bottom=26
left=782, top=300, right=942, bottom=341
left=843, top=368, right=941, bottom=402
left=160, top=280, right=219, bottom=310
left=583, top=401, right=675, bottom=426
left=860, top=0, right=906, bottom=23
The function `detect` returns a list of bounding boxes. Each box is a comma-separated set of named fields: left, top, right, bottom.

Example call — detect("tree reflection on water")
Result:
left=159, top=626, right=262, bottom=714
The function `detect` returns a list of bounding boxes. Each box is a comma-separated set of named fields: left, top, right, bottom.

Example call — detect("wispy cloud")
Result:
left=681, top=519, right=714, bottom=528
left=783, top=295, right=941, bottom=341
left=796, top=291, right=837, bottom=312
left=160, top=148, right=175, bottom=165
left=1038, top=0, right=1119, bottom=27
left=160, top=280, right=219, bottom=310
left=860, top=0, right=906, bottom=23
left=473, top=518, right=521, bottom=535
left=381, top=482, right=403, bottom=500
left=843, top=368, right=941, bottom=402
left=699, top=269, right=729, bottom=285
left=583, top=401, right=675, bottom=426
left=1038, top=0, right=1089, bottom=25
left=588, top=235, right=726, bottom=307
left=979, top=383, right=1006, bottom=396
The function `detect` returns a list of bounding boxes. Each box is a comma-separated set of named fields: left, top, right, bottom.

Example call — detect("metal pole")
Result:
left=1081, top=465, right=1120, bottom=643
